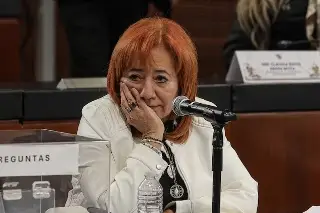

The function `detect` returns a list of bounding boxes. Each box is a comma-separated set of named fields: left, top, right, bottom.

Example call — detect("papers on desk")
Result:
left=304, top=206, right=320, bottom=213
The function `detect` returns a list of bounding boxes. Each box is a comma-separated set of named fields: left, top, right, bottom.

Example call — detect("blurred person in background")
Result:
left=57, top=0, right=175, bottom=78
left=223, top=0, right=318, bottom=70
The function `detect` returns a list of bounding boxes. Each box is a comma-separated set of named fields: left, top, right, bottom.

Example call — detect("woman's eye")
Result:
left=128, top=74, right=141, bottom=81
left=156, top=75, right=168, bottom=83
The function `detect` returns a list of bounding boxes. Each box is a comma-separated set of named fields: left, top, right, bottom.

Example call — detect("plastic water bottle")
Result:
left=137, top=172, right=163, bottom=213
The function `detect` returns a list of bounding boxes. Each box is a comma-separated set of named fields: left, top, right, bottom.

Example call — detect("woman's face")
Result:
left=121, top=45, right=179, bottom=121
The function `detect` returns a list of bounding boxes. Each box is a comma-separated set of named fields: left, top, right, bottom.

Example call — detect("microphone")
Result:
left=172, top=96, right=236, bottom=124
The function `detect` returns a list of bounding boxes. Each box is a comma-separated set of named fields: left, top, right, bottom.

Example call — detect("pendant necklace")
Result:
left=163, top=141, right=184, bottom=199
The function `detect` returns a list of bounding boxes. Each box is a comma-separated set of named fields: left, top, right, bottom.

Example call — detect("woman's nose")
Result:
left=140, top=80, right=156, bottom=100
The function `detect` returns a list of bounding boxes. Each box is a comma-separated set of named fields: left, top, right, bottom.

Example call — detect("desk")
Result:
left=226, top=83, right=320, bottom=213
left=0, top=83, right=319, bottom=213
left=226, top=111, right=320, bottom=213
left=0, top=90, right=22, bottom=120
left=22, top=120, right=79, bottom=134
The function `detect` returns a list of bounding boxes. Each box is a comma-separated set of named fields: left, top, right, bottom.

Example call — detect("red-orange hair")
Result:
left=107, top=17, right=198, bottom=144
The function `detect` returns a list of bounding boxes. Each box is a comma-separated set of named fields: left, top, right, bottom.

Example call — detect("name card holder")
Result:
left=226, top=51, right=320, bottom=84
left=0, top=129, right=111, bottom=213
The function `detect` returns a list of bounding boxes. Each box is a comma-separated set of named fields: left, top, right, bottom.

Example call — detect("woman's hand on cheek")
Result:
left=120, top=82, right=164, bottom=140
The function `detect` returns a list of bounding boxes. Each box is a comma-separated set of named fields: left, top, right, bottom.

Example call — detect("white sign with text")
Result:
left=236, top=51, right=320, bottom=83
left=0, top=143, right=79, bottom=177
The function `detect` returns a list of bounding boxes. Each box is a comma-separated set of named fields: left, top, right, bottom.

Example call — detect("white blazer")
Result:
left=65, top=95, right=258, bottom=213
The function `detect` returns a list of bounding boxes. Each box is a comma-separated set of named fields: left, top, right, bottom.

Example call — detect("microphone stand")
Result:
left=209, top=110, right=237, bottom=213
left=211, top=122, right=224, bottom=213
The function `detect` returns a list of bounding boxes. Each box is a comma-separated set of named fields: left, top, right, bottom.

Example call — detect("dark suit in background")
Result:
left=57, top=0, right=172, bottom=77
left=223, top=0, right=314, bottom=70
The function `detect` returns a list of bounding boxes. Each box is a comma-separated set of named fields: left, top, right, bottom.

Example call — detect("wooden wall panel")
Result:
left=0, top=19, right=20, bottom=82
left=20, top=0, right=39, bottom=82
left=0, top=0, right=238, bottom=83
left=226, top=112, right=320, bottom=213
left=0, top=120, right=21, bottom=130
left=172, top=0, right=237, bottom=83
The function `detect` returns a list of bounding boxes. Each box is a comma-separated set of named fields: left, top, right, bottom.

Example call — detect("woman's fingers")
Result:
left=121, top=82, right=137, bottom=109
left=131, top=87, right=146, bottom=109
left=120, top=84, right=132, bottom=115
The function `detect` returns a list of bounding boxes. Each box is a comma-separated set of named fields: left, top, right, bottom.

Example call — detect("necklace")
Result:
left=162, top=141, right=184, bottom=199
left=281, top=0, right=291, bottom=11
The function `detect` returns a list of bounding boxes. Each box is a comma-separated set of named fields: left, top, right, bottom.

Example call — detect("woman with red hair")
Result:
left=65, top=17, right=258, bottom=213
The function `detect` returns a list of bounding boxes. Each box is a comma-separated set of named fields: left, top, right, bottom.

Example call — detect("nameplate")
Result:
left=0, top=143, right=79, bottom=177
left=57, top=77, right=107, bottom=89
left=235, top=51, right=320, bottom=83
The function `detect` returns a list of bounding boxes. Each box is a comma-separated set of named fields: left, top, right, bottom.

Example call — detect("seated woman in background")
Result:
left=223, top=0, right=318, bottom=69
left=66, top=17, right=258, bottom=213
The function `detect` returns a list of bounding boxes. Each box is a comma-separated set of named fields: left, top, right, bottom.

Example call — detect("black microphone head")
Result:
left=172, top=96, right=189, bottom=116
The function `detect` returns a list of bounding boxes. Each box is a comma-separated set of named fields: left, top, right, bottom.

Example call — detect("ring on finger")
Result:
left=129, top=101, right=137, bottom=110
left=125, top=107, right=132, bottom=113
